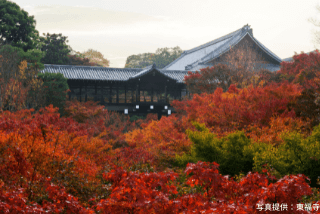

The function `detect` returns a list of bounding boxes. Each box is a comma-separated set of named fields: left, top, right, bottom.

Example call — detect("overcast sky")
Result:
left=11, top=0, right=320, bottom=68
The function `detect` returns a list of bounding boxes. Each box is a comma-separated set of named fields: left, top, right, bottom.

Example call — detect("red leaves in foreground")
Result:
left=96, top=161, right=320, bottom=214
left=0, top=181, right=95, bottom=214
left=1, top=159, right=320, bottom=213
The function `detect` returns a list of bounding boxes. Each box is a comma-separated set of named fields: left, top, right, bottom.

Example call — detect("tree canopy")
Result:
left=37, top=72, right=69, bottom=115
left=39, top=33, right=73, bottom=65
left=67, top=53, right=102, bottom=67
left=0, top=0, right=40, bottom=52
left=125, top=46, right=183, bottom=69
left=69, top=49, right=110, bottom=67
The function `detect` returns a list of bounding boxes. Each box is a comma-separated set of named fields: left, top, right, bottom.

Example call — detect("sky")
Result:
left=11, top=0, right=320, bottom=68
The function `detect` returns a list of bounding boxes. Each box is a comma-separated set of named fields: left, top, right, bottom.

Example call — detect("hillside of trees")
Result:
left=2, top=45, right=320, bottom=212
left=2, top=0, right=320, bottom=213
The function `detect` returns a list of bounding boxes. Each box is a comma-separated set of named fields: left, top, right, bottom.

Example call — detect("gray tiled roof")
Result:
left=164, top=24, right=282, bottom=71
left=161, top=69, right=191, bottom=83
left=129, top=64, right=155, bottom=79
left=39, top=64, right=189, bottom=83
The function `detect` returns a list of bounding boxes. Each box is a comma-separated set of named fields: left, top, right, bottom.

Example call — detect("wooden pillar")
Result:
left=138, top=83, right=141, bottom=102
left=85, top=84, right=87, bottom=102
left=131, top=86, right=134, bottom=103
left=69, top=89, right=71, bottom=101
left=101, top=82, right=104, bottom=103
left=136, top=84, right=139, bottom=103
left=94, top=83, right=97, bottom=102
left=164, top=85, right=167, bottom=103
left=143, top=90, right=145, bottom=102
left=175, top=87, right=177, bottom=100
left=125, top=85, right=127, bottom=103
left=116, top=84, right=119, bottom=104
left=151, top=88, right=153, bottom=102
left=80, top=84, right=82, bottom=102
left=109, top=84, right=112, bottom=103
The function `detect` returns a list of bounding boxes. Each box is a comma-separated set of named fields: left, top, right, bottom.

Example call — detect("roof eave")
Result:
left=247, top=33, right=282, bottom=63
left=190, top=32, right=282, bottom=69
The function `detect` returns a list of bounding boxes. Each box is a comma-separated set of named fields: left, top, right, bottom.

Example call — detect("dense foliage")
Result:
left=37, top=72, right=69, bottom=115
left=125, top=46, right=183, bottom=69
left=0, top=0, right=41, bottom=52
left=0, top=47, right=46, bottom=112
left=67, top=53, right=103, bottom=67
left=69, top=49, right=110, bottom=67
left=39, top=33, right=73, bottom=65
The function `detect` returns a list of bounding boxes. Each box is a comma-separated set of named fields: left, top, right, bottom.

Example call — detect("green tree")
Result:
left=73, top=49, right=110, bottom=67
left=153, top=46, right=183, bottom=68
left=125, top=52, right=154, bottom=68
left=175, top=122, right=258, bottom=178
left=39, top=33, right=72, bottom=65
left=67, top=53, right=102, bottom=67
left=0, top=0, right=41, bottom=52
left=37, top=72, right=69, bottom=115
left=125, top=46, right=183, bottom=69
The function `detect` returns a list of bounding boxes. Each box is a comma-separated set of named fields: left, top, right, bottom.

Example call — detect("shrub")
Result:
left=176, top=122, right=264, bottom=178
left=253, top=124, right=320, bottom=188
left=37, top=72, right=69, bottom=115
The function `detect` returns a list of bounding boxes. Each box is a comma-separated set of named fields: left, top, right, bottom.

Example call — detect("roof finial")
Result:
left=243, top=24, right=251, bottom=31
left=152, top=63, right=156, bottom=69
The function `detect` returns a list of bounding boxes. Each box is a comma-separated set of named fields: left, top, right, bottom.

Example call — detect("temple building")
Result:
left=39, top=63, right=188, bottom=119
left=164, top=24, right=282, bottom=72
left=39, top=24, right=287, bottom=118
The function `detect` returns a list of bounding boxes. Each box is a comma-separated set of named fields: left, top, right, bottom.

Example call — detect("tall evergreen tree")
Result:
left=39, top=33, right=73, bottom=65
left=37, top=72, right=69, bottom=115
left=0, top=0, right=41, bottom=52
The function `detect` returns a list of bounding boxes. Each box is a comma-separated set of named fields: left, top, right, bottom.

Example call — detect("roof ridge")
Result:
left=186, top=29, right=248, bottom=69
left=163, top=25, right=247, bottom=70
left=184, top=26, right=244, bottom=55
left=186, top=30, right=283, bottom=70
